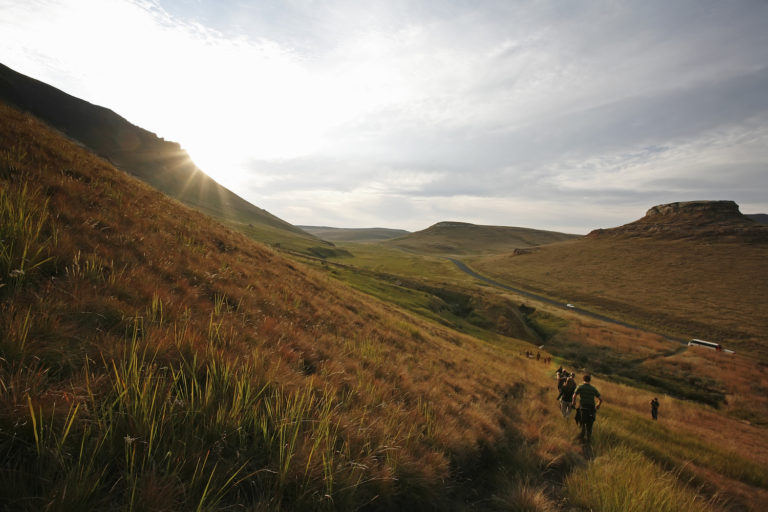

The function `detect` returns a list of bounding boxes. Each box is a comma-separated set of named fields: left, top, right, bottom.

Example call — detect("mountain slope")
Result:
left=0, top=99, right=537, bottom=510
left=386, top=221, right=580, bottom=256
left=0, top=62, right=318, bottom=249
left=473, top=201, right=768, bottom=358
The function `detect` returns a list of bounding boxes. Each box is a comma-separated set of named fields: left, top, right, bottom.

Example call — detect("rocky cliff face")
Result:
left=644, top=200, right=742, bottom=219
left=588, top=200, right=768, bottom=242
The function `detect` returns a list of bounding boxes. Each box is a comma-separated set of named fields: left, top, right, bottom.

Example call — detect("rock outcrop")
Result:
left=588, top=200, right=768, bottom=242
left=644, top=200, right=742, bottom=219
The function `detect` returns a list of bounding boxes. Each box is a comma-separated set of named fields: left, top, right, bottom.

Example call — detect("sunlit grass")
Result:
left=473, top=237, right=768, bottom=357
left=565, top=445, right=718, bottom=512
left=599, top=408, right=768, bottom=489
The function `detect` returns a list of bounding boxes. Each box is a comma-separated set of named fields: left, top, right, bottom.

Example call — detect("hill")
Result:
left=386, top=221, right=580, bottom=256
left=0, top=99, right=534, bottom=509
left=0, top=62, right=322, bottom=252
left=299, top=225, right=411, bottom=242
left=473, top=201, right=768, bottom=358
left=747, top=213, right=768, bottom=224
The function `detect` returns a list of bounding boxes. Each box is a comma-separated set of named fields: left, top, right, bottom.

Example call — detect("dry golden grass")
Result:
left=0, top=101, right=543, bottom=509
left=472, top=237, right=768, bottom=358
left=597, top=372, right=768, bottom=467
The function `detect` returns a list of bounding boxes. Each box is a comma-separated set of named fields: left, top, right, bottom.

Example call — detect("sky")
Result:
left=2, top=0, right=768, bottom=233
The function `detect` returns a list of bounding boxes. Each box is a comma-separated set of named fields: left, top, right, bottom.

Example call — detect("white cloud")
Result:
left=2, top=0, right=767, bottom=232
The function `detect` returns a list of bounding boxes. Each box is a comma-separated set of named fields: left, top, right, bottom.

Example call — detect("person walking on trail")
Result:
left=572, top=374, right=602, bottom=442
left=650, top=397, right=660, bottom=420
left=558, top=372, right=577, bottom=418
left=556, top=369, right=567, bottom=394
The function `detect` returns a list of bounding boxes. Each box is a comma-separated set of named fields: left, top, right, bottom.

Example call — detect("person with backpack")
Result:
left=556, top=368, right=567, bottom=394
left=650, top=397, right=660, bottom=420
left=572, top=374, right=602, bottom=442
left=558, top=372, right=577, bottom=418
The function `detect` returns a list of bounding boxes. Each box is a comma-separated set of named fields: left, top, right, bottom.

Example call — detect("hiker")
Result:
left=650, top=397, right=660, bottom=420
left=558, top=372, right=577, bottom=418
left=556, top=369, right=568, bottom=394
left=536, top=351, right=541, bottom=361
left=572, top=374, right=602, bottom=442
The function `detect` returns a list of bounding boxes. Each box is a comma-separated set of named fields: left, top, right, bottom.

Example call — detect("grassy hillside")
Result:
left=303, top=231, right=768, bottom=418
left=386, top=221, right=580, bottom=257
left=471, top=226, right=768, bottom=360
left=0, top=100, right=533, bottom=509
left=299, top=226, right=411, bottom=243
left=0, top=62, right=324, bottom=254
left=2, top=101, right=767, bottom=510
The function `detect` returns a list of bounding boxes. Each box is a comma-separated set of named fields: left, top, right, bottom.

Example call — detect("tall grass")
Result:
left=565, top=445, right=718, bottom=512
left=1, top=320, right=403, bottom=510
left=599, top=408, right=768, bottom=489
left=0, top=183, right=57, bottom=291
left=0, top=304, right=32, bottom=361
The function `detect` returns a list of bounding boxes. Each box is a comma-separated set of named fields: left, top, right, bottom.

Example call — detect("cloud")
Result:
left=1, top=0, right=767, bottom=232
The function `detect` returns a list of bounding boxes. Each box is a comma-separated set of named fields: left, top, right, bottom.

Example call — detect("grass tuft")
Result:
left=0, top=183, right=57, bottom=292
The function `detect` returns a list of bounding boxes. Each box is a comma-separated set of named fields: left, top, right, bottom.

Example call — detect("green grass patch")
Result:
left=522, top=308, right=567, bottom=341
left=320, top=264, right=530, bottom=350
left=324, top=243, right=468, bottom=283
left=306, top=246, right=353, bottom=259
left=599, top=408, right=768, bottom=490
left=565, top=444, right=717, bottom=512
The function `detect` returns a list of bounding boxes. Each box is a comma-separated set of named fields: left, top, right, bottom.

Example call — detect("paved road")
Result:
left=446, top=258, right=688, bottom=345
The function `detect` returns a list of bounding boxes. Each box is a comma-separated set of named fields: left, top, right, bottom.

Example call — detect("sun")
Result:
left=183, top=140, right=246, bottom=192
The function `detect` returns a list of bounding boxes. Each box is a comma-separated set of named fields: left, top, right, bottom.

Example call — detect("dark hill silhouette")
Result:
left=588, top=200, right=768, bottom=243
left=747, top=213, right=768, bottom=225
left=0, top=62, right=309, bottom=238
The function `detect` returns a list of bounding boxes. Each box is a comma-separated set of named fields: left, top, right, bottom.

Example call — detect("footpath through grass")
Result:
left=514, top=361, right=768, bottom=511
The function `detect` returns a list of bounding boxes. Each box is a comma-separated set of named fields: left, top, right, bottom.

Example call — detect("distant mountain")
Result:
left=299, top=226, right=411, bottom=243
left=386, top=221, right=580, bottom=256
left=747, top=213, right=768, bottom=225
left=0, top=62, right=317, bottom=248
left=588, top=200, right=768, bottom=243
